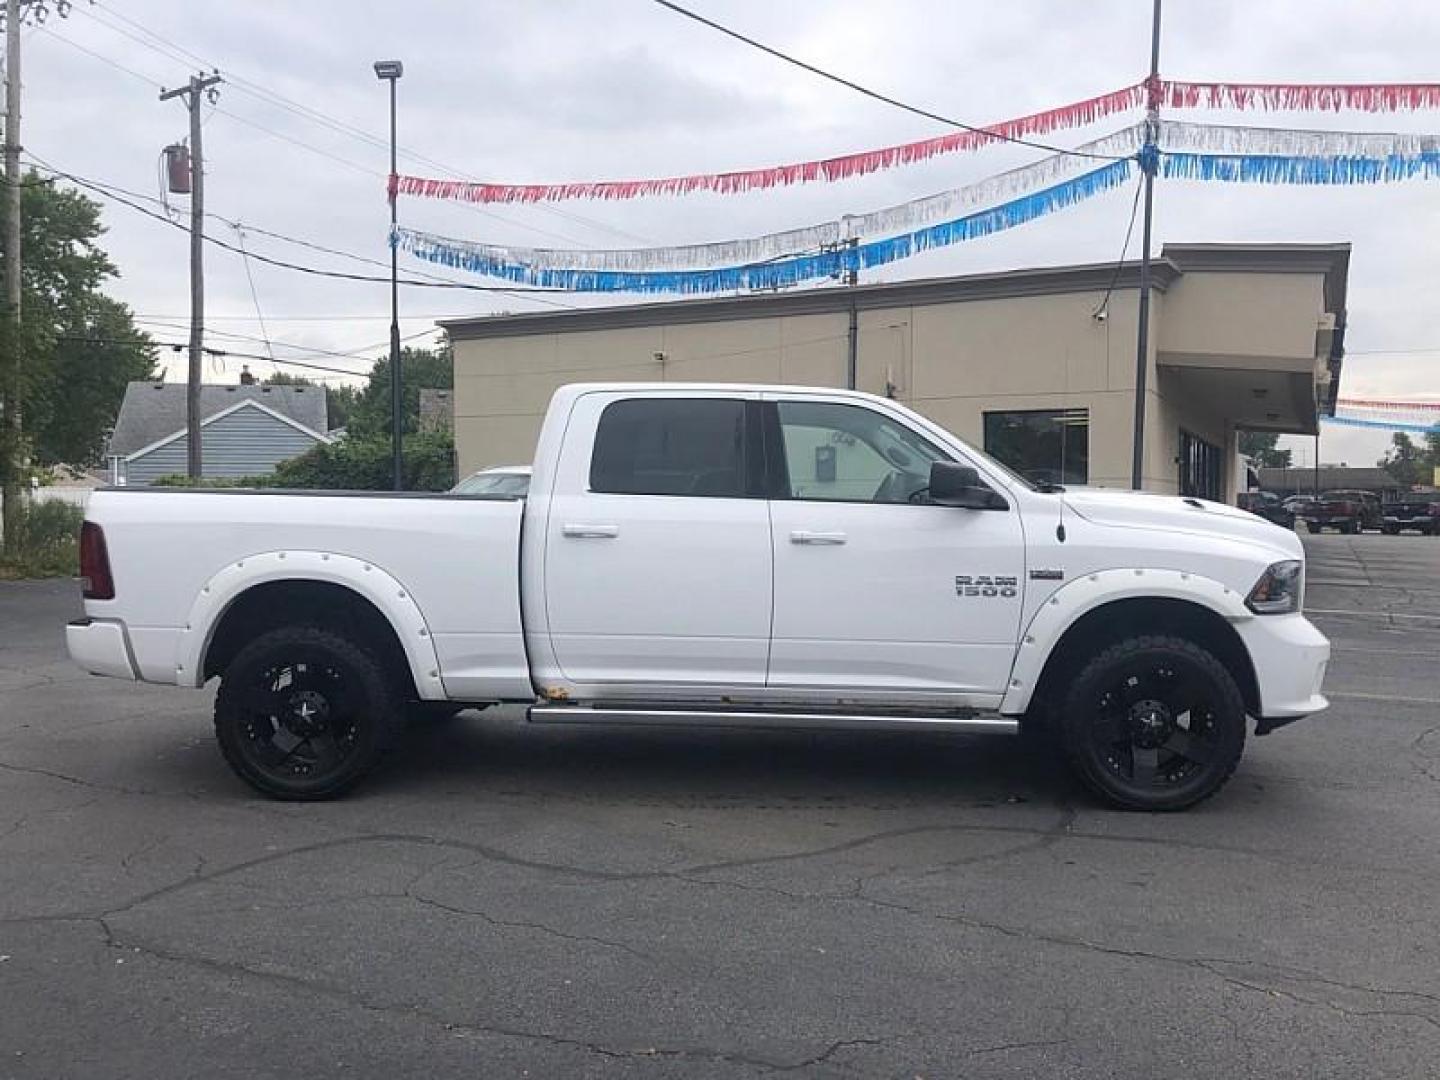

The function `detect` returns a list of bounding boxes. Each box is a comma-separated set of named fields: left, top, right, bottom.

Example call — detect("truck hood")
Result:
left=1061, top=488, right=1301, bottom=554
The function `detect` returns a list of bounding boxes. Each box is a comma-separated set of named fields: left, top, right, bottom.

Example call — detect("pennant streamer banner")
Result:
left=1337, top=397, right=1440, bottom=412
left=1159, top=149, right=1440, bottom=185
left=392, top=81, right=1440, bottom=206
left=392, top=84, right=1145, bottom=205
left=400, top=127, right=1142, bottom=274
left=396, top=159, right=1133, bottom=294
left=1159, top=120, right=1440, bottom=158
left=1162, top=81, right=1440, bottom=114
left=1325, top=414, right=1440, bottom=433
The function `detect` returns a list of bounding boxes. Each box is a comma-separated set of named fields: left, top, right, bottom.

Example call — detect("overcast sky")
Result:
left=23, top=0, right=1440, bottom=467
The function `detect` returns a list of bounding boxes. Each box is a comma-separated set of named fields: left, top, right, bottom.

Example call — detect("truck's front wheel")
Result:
left=213, top=626, right=403, bottom=800
left=1058, top=636, right=1246, bottom=811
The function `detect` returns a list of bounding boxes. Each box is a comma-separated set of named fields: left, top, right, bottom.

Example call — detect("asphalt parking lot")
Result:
left=2, top=532, right=1438, bottom=1079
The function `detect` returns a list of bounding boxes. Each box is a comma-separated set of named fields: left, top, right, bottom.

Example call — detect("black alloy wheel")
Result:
left=1060, top=635, right=1246, bottom=811
left=214, top=626, right=401, bottom=799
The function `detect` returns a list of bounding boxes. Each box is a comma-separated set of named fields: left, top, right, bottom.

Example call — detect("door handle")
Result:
left=562, top=523, right=620, bottom=539
left=790, top=530, right=847, bottom=545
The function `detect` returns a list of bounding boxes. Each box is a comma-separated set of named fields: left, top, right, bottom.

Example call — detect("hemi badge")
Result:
left=1029, top=569, right=1065, bottom=580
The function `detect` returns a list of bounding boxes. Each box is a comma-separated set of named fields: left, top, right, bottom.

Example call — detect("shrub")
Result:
left=0, top=499, right=85, bottom=578
left=269, top=432, right=456, bottom=491
left=150, top=474, right=273, bottom=488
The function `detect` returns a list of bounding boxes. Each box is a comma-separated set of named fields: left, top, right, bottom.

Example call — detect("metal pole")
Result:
left=388, top=76, right=403, bottom=491
left=845, top=298, right=857, bottom=390
left=1314, top=431, right=1320, bottom=497
left=1130, top=0, right=1162, bottom=491
left=1, top=0, right=22, bottom=550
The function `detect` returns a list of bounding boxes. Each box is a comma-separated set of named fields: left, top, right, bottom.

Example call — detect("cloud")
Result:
left=16, top=0, right=1437, bottom=458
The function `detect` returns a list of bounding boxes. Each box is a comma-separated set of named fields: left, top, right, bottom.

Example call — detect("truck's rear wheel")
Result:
left=1306, top=522, right=1321, bottom=534
left=214, top=625, right=402, bottom=800
left=1058, top=635, right=1246, bottom=811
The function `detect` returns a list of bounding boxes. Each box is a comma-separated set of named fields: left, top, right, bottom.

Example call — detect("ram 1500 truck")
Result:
left=68, top=384, right=1330, bottom=810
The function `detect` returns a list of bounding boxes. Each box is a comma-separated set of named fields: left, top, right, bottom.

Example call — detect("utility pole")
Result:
left=160, top=72, right=221, bottom=480
left=0, top=0, right=22, bottom=551
left=1130, top=0, right=1162, bottom=490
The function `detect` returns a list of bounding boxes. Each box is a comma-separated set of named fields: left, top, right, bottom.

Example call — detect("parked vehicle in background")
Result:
left=451, top=465, right=531, bottom=497
left=1282, top=494, right=1317, bottom=516
left=1381, top=493, right=1440, bottom=535
left=1236, top=491, right=1295, bottom=529
left=67, top=383, right=1330, bottom=812
left=1302, top=489, right=1382, bottom=534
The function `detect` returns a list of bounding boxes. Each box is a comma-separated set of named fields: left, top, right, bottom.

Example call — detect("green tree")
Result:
left=1379, top=431, right=1423, bottom=488
left=345, top=345, right=452, bottom=439
left=1239, top=431, right=1292, bottom=469
left=6, top=176, right=155, bottom=468
left=264, top=370, right=359, bottom=431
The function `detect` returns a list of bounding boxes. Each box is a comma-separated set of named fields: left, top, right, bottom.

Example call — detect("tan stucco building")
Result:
left=442, top=242, right=1348, bottom=500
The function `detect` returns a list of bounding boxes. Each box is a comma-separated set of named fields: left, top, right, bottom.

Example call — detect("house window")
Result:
left=590, top=398, right=750, bottom=498
left=983, top=409, right=1089, bottom=486
left=1179, top=429, right=1223, bottom=500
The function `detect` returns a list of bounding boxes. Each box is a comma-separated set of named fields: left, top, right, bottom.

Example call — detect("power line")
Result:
left=650, top=0, right=1129, bottom=162
left=25, top=158, right=580, bottom=295
left=1091, top=173, right=1145, bottom=318
left=57, top=333, right=380, bottom=379
left=32, top=162, right=575, bottom=310
left=81, top=1, right=654, bottom=246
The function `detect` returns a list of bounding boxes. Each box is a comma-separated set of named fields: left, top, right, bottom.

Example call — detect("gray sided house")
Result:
left=107, top=382, right=331, bottom=486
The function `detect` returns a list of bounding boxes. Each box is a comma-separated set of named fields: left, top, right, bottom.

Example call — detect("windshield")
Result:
left=452, top=471, right=530, bottom=496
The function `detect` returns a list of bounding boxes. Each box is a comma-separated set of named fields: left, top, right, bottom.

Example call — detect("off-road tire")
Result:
left=1058, top=635, right=1246, bottom=812
left=214, top=625, right=404, bottom=800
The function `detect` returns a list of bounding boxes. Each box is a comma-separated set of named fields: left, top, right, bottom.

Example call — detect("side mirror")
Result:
left=928, top=462, right=1007, bottom=510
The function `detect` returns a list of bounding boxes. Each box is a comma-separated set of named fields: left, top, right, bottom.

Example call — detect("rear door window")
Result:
left=590, top=398, right=750, bottom=498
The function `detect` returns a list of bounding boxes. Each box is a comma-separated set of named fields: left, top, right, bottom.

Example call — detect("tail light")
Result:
left=79, top=521, right=115, bottom=600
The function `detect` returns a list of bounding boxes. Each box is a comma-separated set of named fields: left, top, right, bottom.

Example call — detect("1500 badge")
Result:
left=955, top=575, right=1019, bottom=598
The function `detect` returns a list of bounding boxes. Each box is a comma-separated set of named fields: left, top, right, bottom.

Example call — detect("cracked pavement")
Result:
left=2, top=532, right=1438, bottom=1078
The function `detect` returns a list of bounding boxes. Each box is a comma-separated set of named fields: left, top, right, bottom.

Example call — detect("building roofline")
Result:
left=439, top=242, right=1352, bottom=343
left=440, top=258, right=1187, bottom=341
left=124, top=398, right=334, bottom=462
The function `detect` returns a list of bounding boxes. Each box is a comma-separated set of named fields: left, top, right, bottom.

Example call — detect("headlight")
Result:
left=1247, top=560, right=1303, bottom=614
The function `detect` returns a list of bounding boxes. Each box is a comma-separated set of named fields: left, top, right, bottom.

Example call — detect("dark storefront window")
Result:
left=983, top=409, right=1089, bottom=486
left=1179, top=429, right=1223, bottom=500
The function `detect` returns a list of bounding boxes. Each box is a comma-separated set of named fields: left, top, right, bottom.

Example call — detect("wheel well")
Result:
left=202, top=580, right=417, bottom=697
left=1030, top=597, right=1260, bottom=719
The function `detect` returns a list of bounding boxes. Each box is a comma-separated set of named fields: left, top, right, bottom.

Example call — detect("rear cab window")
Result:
left=589, top=398, right=756, bottom=498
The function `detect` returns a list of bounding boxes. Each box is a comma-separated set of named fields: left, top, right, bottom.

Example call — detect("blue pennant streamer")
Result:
left=1324, top=414, right=1440, bottom=434
left=398, top=159, right=1135, bottom=295
left=1161, top=150, right=1440, bottom=185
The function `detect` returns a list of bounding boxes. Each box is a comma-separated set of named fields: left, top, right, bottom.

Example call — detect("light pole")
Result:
left=374, top=59, right=404, bottom=491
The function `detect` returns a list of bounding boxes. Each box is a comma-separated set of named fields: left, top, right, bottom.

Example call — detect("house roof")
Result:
left=108, top=382, right=329, bottom=458
left=122, top=398, right=334, bottom=461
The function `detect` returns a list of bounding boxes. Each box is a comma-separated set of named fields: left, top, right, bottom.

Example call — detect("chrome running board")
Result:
left=527, top=705, right=1018, bottom=735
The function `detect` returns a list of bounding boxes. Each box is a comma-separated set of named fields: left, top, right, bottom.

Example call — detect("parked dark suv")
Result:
left=1302, top=489, right=1382, bottom=534
left=1236, top=490, right=1296, bottom=528
left=1381, top=494, right=1440, bottom=535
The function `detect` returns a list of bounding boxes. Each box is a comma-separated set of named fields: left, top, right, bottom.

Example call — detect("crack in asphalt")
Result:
left=1411, top=725, right=1440, bottom=785
left=847, top=891, right=1440, bottom=1032
left=33, top=912, right=894, bottom=1074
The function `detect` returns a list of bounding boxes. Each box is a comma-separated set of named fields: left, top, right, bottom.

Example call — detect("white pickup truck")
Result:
left=69, top=384, right=1329, bottom=810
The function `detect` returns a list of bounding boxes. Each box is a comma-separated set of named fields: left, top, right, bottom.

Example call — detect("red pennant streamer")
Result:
left=1162, top=81, right=1440, bottom=113
left=394, top=83, right=1146, bottom=204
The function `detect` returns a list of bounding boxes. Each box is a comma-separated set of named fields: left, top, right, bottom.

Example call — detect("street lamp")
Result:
left=374, top=59, right=404, bottom=491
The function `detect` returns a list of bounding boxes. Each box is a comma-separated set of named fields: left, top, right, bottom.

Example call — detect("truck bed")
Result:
left=82, top=487, right=532, bottom=700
